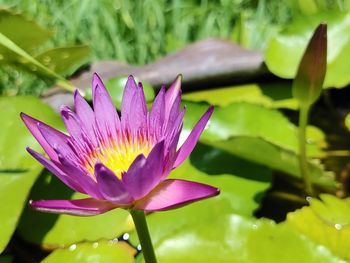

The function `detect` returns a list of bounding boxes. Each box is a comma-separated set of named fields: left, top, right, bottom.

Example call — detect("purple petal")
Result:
left=27, top=147, right=85, bottom=193
left=165, top=74, right=182, bottom=119
left=129, top=83, right=147, bottom=133
left=121, top=75, right=138, bottom=128
left=57, top=153, right=103, bottom=199
left=74, top=90, right=97, bottom=145
left=30, top=198, right=116, bottom=216
left=20, top=113, right=66, bottom=162
left=165, top=92, right=181, bottom=135
left=92, top=73, right=121, bottom=140
left=95, top=163, right=133, bottom=205
left=150, top=87, right=165, bottom=137
left=36, top=122, right=73, bottom=158
left=60, top=106, right=88, bottom=144
left=134, top=179, right=219, bottom=211
left=123, top=141, right=165, bottom=200
left=173, top=106, right=214, bottom=168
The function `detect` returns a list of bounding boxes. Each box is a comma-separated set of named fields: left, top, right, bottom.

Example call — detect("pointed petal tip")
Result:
left=73, top=89, right=81, bottom=98
left=176, top=74, right=183, bottom=82
left=59, top=105, right=71, bottom=116
left=128, top=75, right=136, bottom=81
left=19, top=111, right=27, bottom=119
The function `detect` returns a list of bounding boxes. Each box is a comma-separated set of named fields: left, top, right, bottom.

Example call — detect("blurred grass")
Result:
left=0, top=0, right=293, bottom=95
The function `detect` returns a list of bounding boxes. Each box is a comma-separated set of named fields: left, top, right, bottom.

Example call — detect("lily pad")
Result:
left=176, top=143, right=272, bottom=216
left=0, top=96, right=62, bottom=253
left=131, top=201, right=343, bottom=263
left=286, top=194, right=350, bottom=261
left=0, top=9, right=51, bottom=60
left=182, top=83, right=298, bottom=109
left=18, top=171, right=133, bottom=249
left=265, top=12, right=350, bottom=88
left=35, top=45, right=91, bottom=77
left=42, top=241, right=134, bottom=263
left=181, top=101, right=334, bottom=187
left=209, top=137, right=335, bottom=188
left=183, top=101, right=325, bottom=156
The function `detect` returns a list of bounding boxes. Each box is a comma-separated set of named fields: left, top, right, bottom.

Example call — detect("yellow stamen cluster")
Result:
left=84, top=139, right=153, bottom=179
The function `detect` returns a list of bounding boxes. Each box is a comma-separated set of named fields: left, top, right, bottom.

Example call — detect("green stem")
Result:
left=130, top=210, right=157, bottom=263
left=298, top=106, right=314, bottom=196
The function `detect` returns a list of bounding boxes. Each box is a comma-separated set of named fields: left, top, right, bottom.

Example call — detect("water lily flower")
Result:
left=21, top=73, right=219, bottom=216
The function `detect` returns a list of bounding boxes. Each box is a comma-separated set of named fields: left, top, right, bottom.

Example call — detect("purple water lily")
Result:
left=21, top=73, right=219, bottom=216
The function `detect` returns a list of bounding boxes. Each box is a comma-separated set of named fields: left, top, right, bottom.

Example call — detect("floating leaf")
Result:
left=265, top=12, right=350, bottom=88
left=42, top=241, right=134, bottom=263
left=183, top=101, right=325, bottom=156
left=0, top=9, right=51, bottom=60
left=0, top=32, right=73, bottom=91
left=35, top=45, right=91, bottom=77
left=18, top=171, right=133, bottom=249
left=182, top=83, right=298, bottom=109
left=209, top=137, right=335, bottom=188
left=181, top=102, right=335, bottom=187
left=176, top=144, right=272, bottom=216
left=0, top=96, right=62, bottom=253
left=131, top=200, right=342, bottom=263
left=286, top=194, right=350, bottom=261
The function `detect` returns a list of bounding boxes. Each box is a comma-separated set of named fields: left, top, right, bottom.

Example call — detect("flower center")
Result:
left=84, top=139, right=153, bottom=179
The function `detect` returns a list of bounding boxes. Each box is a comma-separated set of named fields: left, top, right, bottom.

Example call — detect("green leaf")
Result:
left=182, top=83, right=298, bottom=110
left=42, top=241, right=134, bottom=263
left=345, top=112, right=350, bottom=132
left=184, top=101, right=326, bottom=157
left=209, top=137, right=335, bottom=188
left=85, top=76, right=155, bottom=108
left=0, top=96, right=62, bottom=253
left=18, top=171, right=133, bottom=249
left=0, top=9, right=51, bottom=59
left=182, top=101, right=335, bottom=187
left=292, top=23, right=327, bottom=107
left=0, top=167, right=42, bottom=253
left=286, top=194, right=350, bottom=261
left=132, top=201, right=343, bottom=263
left=0, top=32, right=73, bottom=92
left=35, top=45, right=91, bottom=77
left=175, top=143, right=272, bottom=216
left=0, top=96, right=62, bottom=169
left=265, top=12, right=350, bottom=88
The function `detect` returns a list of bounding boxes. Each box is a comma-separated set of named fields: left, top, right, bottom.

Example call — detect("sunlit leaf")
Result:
left=18, top=171, right=133, bottom=249
left=182, top=83, right=298, bottom=110
left=181, top=101, right=334, bottom=187
left=35, top=45, right=91, bottom=77
left=0, top=9, right=51, bottom=59
left=209, top=137, right=335, bottom=188
left=42, top=241, right=134, bottom=263
left=131, top=201, right=343, bottom=263
left=176, top=144, right=272, bottom=216
left=286, top=194, right=350, bottom=261
left=0, top=33, right=73, bottom=91
left=0, top=96, right=62, bottom=253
